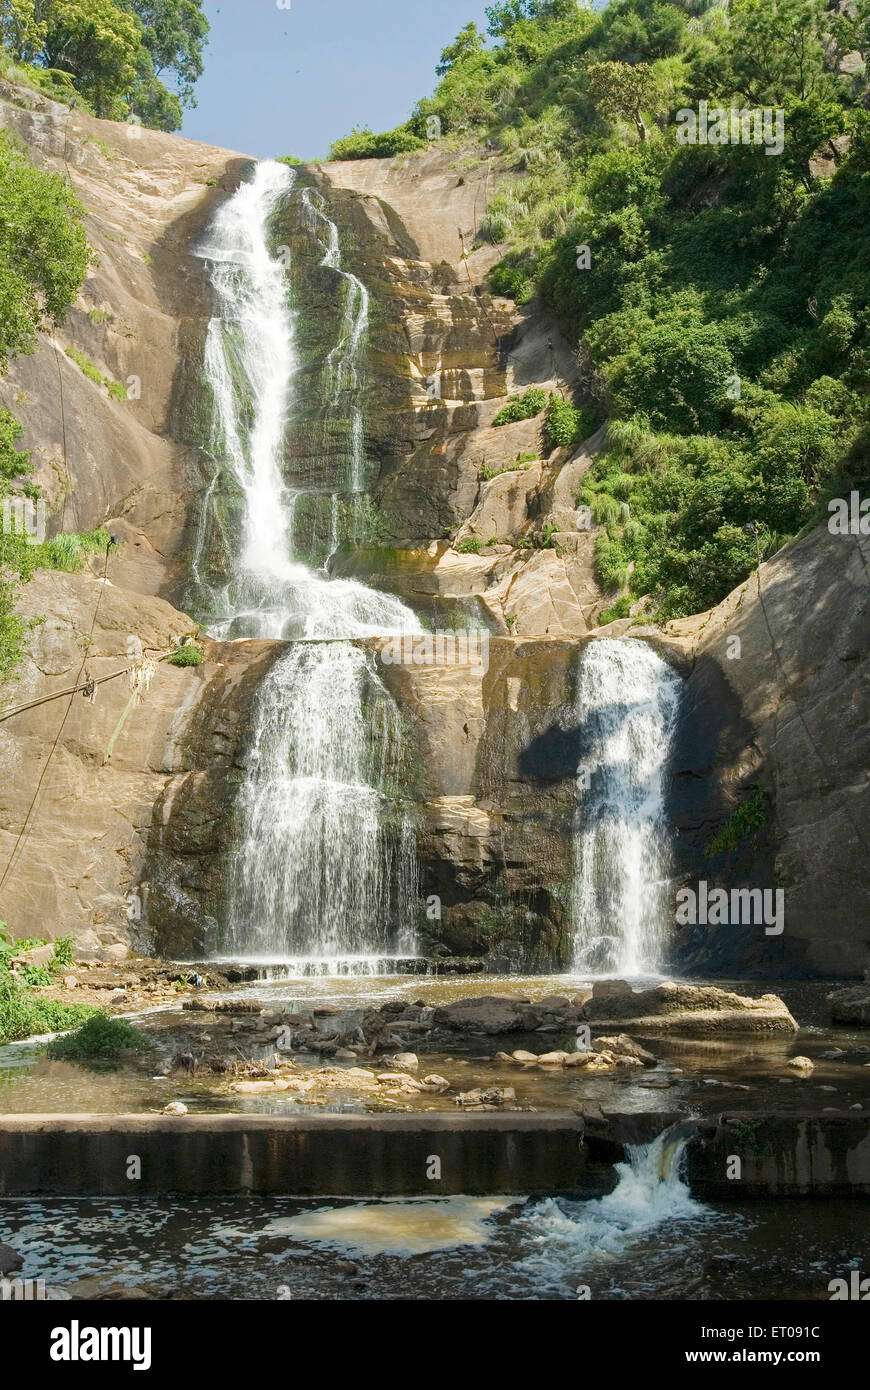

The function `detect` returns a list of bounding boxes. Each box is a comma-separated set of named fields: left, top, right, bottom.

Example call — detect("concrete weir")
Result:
left=0, top=1113, right=585, bottom=1197
left=0, top=1112, right=867, bottom=1199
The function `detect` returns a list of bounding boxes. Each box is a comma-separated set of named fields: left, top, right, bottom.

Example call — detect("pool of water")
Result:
left=0, top=1190, right=864, bottom=1301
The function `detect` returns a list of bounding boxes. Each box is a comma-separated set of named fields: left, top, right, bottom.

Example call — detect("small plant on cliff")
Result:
left=488, top=258, right=535, bottom=305
left=46, top=1012, right=148, bottom=1060
left=456, top=535, right=483, bottom=554
left=481, top=451, right=538, bottom=481
left=706, top=786, right=768, bottom=857
left=492, top=386, right=547, bottom=427
left=544, top=396, right=596, bottom=452
left=65, top=348, right=127, bottom=401
left=598, top=594, right=632, bottom=625
left=167, top=642, right=204, bottom=667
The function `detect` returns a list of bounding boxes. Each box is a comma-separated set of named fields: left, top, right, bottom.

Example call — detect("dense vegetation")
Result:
left=0, top=126, right=108, bottom=683
left=0, top=925, right=97, bottom=1041
left=335, top=0, right=870, bottom=619
left=0, top=0, right=209, bottom=130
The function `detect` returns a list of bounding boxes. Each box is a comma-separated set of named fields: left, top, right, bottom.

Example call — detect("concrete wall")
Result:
left=0, top=1113, right=584, bottom=1197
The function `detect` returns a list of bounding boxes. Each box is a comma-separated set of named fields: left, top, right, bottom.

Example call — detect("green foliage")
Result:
left=437, top=20, right=486, bottom=76
left=0, top=129, right=94, bottom=687
left=706, top=785, right=767, bottom=856
left=0, top=129, right=89, bottom=370
left=0, top=985, right=97, bottom=1043
left=0, top=403, right=28, bottom=483
left=122, top=0, right=209, bottom=127
left=328, top=122, right=426, bottom=161
left=166, top=641, right=203, bottom=666
left=599, top=593, right=632, bottom=623
left=0, top=930, right=97, bottom=1043
left=53, top=935, right=75, bottom=966
left=587, top=59, right=663, bottom=141
left=493, top=385, right=547, bottom=425
left=0, top=0, right=208, bottom=130
left=46, top=1010, right=147, bottom=1058
left=65, top=346, right=126, bottom=399
left=488, top=258, right=536, bottom=302
left=545, top=394, right=596, bottom=450
left=456, top=534, right=483, bottom=553
left=353, top=0, right=870, bottom=618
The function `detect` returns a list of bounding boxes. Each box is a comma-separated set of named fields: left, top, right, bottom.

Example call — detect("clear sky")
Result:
left=181, top=0, right=492, bottom=160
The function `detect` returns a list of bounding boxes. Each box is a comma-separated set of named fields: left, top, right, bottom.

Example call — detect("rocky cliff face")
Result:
left=0, top=85, right=866, bottom=979
left=660, top=520, right=870, bottom=979
left=0, top=81, right=248, bottom=955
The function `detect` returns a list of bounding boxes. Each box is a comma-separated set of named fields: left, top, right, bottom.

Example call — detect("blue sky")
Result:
left=181, top=0, right=492, bottom=159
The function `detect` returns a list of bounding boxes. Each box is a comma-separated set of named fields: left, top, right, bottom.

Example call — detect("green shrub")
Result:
left=456, top=535, right=483, bottom=554
left=0, top=130, right=88, bottom=369
left=328, top=123, right=425, bottom=161
left=0, top=937, right=97, bottom=1043
left=53, top=936, right=75, bottom=968
left=599, top=594, right=632, bottom=624
left=706, top=787, right=768, bottom=857
left=46, top=1012, right=148, bottom=1060
left=545, top=396, right=596, bottom=451
left=488, top=261, right=535, bottom=304
left=493, top=386, right=547, bottom=426
left=167, top=643, right=204, bottom=667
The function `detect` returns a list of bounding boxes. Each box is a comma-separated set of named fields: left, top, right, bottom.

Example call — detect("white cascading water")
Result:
left=572, top=638, right=681, bottom=975
left=300, top=187, right=370, bottom=498
left=519, top=1124, right=703, bottom=1289
left=193, top=161, right=422, bottom=963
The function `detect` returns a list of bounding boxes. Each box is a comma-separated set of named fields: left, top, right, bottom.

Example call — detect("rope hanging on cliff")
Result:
left=0, top=541, right=114, bottom=897
left=51, top=337, right=73, bottom=535
left=0, top=661, right=147, bottom=723
left=457, top=228, right=499, bottom=348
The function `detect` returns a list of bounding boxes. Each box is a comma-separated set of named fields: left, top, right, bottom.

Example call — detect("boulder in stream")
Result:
left=828, top=983, right=870, bottom=1026
left=580, top=981, right=797, bottom=1034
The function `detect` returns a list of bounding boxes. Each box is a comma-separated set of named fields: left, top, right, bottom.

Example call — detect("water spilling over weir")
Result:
left=192, top=162, right=421, bottom=962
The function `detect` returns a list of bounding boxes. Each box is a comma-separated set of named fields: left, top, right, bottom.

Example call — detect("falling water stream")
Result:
left=572, top=638, right=682, bottom=976
left=193, top=161, right=421, bottom=962
left=190, top=165, right=682, bottom=972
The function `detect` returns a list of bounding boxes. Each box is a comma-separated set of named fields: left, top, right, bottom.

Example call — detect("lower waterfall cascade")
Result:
left=571, top=638, right=683, bottom=977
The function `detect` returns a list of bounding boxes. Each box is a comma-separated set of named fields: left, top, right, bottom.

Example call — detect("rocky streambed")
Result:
left=3, top=973, right=868, bottom=1121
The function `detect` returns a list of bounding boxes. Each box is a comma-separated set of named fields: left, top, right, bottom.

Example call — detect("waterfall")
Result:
left=300, top=188, right=370, bottom=497
left=519, top=1123, right=703, bottom=1286
left=572, top=638, right=681, bottom=975
left=193, top=161, right=421, bottom=962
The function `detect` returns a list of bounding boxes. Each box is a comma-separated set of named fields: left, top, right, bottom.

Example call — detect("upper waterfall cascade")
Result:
left=193, top=161, right=421, bottom=961
left=572, top=638, right=682, bottom=976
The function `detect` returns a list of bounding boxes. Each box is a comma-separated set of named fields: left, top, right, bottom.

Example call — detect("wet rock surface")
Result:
left=828, top=981, right=870, bottom=1026
left=580, top=981, right=798, bottom=1035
